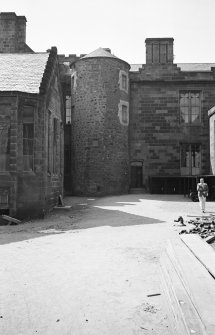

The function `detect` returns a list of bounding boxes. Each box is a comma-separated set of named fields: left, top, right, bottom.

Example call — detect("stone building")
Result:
left=61, top=39, right=215, bottom=196
left=0, top=47, right=64, bottom=218
left=1, top=11, right=215, bottom=211
left=129, top=38, right=215, bottom=194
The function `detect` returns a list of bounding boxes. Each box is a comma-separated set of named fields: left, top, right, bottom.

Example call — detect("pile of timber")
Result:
left=179, top=215, right=215, bottom=243
left=160, top=235, right=215, bottom=335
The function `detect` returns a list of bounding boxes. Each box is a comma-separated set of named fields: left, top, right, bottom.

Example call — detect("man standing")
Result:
left=197, top=178, right=209, bottom=213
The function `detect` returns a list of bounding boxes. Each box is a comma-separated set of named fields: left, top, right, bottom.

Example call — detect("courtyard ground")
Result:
left=0, top=194, right=214, bottom=335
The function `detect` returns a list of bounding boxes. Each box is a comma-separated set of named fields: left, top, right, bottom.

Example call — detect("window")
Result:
left=122, top=74, right=127, bottom=91
left=181, top=143, right=200, bottom=175
left=66, top=96, right=71, bottom=124
left=53, top=118, right=57, bottom=173
left=0, top=188, right=9, bottom=209
left=71, top=72, right=77, bottom=90
left=71, top=76, right=75, bottom=89
left=122, top=105, right=128, bottom=123
left=118, top=100, right=129, bottom=125
left=48, top=111, right=52, bottom=173
left=180, top=91, right=201, bottom=124
left=119, top=70, right=128, bottom=92
left=23, top=106, right=34, bottom=171
left=60, top=122, right=63, bottom=174
left=0, top=119, right=10, bottom=171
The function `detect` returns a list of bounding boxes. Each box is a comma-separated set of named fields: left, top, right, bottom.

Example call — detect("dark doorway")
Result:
left=130, top=165, right=143, bottom=188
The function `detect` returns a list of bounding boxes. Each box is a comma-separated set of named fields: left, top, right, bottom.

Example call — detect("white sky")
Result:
left=1, top=0, right=215, bottom=64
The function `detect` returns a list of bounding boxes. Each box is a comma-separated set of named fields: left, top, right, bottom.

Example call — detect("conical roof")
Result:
left=81, top=47, right=117, bottom=59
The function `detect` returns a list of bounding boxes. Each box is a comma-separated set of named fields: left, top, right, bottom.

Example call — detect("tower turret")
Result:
left=70, top=48, right=130, bottom=195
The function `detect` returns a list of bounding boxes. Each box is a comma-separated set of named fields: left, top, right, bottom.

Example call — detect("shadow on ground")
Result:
left=88, top=194, right=192, bottom=204
left=0, top=200, right=164, bottom=245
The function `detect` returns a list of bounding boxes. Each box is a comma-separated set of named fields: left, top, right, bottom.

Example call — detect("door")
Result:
left=130, top=164, right=143, bottom=188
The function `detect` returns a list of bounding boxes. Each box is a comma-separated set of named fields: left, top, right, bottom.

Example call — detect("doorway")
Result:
left=130, top=162, right=143, bottom=188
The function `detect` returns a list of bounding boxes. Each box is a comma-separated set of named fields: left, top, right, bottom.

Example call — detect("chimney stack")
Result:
left=145, top=38, right=174, bottom=65
left=0, top=12, right=30, bottom=53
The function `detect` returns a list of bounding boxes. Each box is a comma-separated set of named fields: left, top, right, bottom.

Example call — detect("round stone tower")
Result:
left=70, top=48, right=130, bottom=195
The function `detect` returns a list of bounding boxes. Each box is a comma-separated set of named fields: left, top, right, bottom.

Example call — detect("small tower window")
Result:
left=122, top=74, right=127, bottom=90
left=66, top=96, right=71, bottom=124
left=119, top=70, right=128, bottom=93
left=122, top=105, right=128, bottom=123
left=118, top=100, right=129, bottom=126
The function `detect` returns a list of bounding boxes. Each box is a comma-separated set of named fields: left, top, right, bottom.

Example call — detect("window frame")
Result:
left=180, top=143, right=201, bottom=175
left=179, top=91, right=202, bottom=125
left=118, top=100, right=129, bottom=126
left=65, top=95, right=71, bottom=125
left=22, top=106, right=34, bottom=172
left=121, top=105, right=128, bottom=123
left=119, top=70, right=128, bottom=93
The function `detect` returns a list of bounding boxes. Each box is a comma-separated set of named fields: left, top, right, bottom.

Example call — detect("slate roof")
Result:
left=130, top=63, right=215, bottom=72
left=82, top=47, right=118, bottom=59
left=0, top=53, right=50, bottom=93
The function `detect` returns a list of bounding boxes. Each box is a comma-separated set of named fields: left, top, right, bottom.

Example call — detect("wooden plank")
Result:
left=1, top=215, right=21, bottom=225
left=160, top=252, right=206, bottom=334
left=168, top=238, right=215, bottom=335
left=180, top=234, right=215, bottom=278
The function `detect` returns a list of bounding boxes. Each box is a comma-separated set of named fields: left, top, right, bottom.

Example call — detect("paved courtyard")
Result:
left=0, top=194, right=214, bottom=335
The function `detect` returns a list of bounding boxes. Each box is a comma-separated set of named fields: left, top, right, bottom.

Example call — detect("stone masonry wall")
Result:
left=0, top=96, right=18, bottom=216
left=129, top=79, right=215, bottom=190
left=71, top=57, right=130, bottom=195
left=16, top=95, right=44, bottom=218
left=42, top=68, right=64, bottom=213
left=208, top=108, right=215, bottom=175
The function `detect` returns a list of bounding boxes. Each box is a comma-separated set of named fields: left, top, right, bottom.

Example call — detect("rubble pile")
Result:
left=176, top=215, right=215, bottom=240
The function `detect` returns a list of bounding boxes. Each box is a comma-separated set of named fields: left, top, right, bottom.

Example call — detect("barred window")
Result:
left=180, top=91, right=201, bottom=124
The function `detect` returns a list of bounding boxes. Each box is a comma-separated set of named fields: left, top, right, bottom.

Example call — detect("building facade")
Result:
left=0, top=46, right=64, bottom=219
left=1, top=12, right=215, bottom=217
left=129, top=38, right=215, bottom=194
